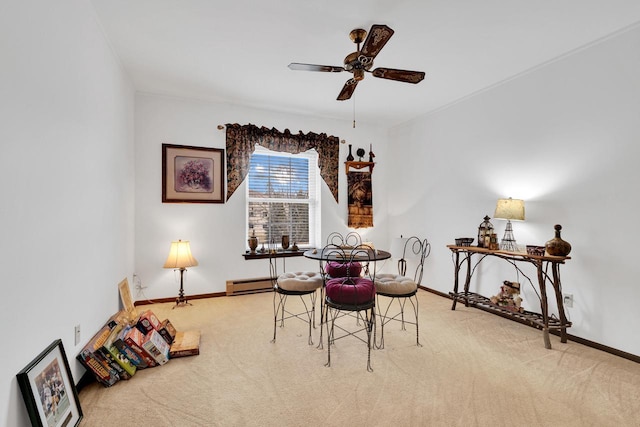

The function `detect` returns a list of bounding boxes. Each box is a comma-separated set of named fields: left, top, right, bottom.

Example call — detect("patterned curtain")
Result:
left=225, top=123, right=340, bottom=202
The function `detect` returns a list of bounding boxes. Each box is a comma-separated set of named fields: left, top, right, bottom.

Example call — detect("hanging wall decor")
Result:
left=162, top=144, right=225, bottom=203
left=347, top=169, right=373, bottom=228
left=345, top=148, right=375, bottom=228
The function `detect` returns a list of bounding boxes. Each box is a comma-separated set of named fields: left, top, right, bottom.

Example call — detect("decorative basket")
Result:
left=455, top=237, right=474, bottom=247
left=526, top=245, right=546, bottom=256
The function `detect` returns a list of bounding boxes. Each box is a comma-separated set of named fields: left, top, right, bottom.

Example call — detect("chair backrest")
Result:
left=396, top=237, right=431, bottom=285
left=268, top=250, right=283, bottom=288
left=322, top=242, right=376, bottom=307
left=325, top=232, right=374, bottom=276
left=320, top=242, right=375, bottom=281
left=326, top=231, right=363, bottom=248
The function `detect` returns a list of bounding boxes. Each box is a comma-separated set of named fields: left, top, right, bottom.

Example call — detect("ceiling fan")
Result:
left=288, top=24, right=425, bottom=101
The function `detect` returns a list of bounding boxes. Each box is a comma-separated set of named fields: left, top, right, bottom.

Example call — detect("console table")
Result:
left=447, top=245, right=571, bottom=349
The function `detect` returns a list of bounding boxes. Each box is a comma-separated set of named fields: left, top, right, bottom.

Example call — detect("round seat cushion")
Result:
left=325, top=277, right=375, bottom=305
left=324, top=261, right=362, bottom=278
left=374, top=274, right=418, bottom=296
left=277, top=271, right=323, bottom=292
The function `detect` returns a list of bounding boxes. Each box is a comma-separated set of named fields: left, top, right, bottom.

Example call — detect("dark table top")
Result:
left=303, top=248, right=391, bottom=262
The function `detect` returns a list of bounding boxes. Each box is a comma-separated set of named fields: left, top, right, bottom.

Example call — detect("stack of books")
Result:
left=77, top=307, right=199, bottom=387
left=76, top=278, right=202, bottom=387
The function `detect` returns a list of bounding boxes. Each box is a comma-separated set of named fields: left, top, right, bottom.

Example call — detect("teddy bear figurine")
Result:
left=490, top=281, right=524, bottom=313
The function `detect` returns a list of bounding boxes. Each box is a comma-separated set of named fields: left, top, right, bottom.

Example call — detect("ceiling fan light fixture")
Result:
left=353, top=69, right=365, bottom=81
left=349, top=28, right=367, bottom=45
left=344, top=51, right=359, bottom=70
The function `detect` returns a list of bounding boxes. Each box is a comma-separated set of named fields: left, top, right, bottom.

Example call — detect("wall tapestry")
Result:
left=347, top=170, right=373, bottom=228
left=224, top=123, right=340, bottom=203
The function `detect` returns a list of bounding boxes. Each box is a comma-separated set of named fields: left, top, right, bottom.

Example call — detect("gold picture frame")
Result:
left=118, top=277, right=138, bottom=321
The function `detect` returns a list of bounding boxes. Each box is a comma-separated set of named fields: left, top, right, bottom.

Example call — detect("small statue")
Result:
left=368, top=143, right=375, bottom=162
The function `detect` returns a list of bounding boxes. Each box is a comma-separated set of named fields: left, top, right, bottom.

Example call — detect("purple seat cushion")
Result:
left=324, top=261, right=362, bottom=278
left=325, top=277, right=375, bottom=305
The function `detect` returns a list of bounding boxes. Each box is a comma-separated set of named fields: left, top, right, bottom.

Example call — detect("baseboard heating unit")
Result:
left=226, top=277, right=272, bottom=296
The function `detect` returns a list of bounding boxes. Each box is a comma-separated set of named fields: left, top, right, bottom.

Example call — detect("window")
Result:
left=247, top=147, right=320, bottom=249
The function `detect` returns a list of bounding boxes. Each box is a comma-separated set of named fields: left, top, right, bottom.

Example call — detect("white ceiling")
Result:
left=90, top=0, right=640, bottom=127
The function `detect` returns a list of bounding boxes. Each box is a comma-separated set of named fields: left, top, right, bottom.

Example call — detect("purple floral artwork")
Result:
left=174, top=156, right=214, bottom=193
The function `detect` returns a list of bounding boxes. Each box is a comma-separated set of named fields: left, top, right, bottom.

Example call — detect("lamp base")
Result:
left=173, top=268, right=193, bottom=309
left=174, top=301, right=192, bottom=308
left=500, top=220, right=519, bottom=252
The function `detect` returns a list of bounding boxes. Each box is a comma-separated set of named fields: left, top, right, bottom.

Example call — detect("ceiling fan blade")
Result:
left=360, top=24, right=394, bottom=60
left=337, top=78, right=358, bottom=101
left=288, top=63, right=344, bottom=73
left=372, top=67, right=425, bottom=84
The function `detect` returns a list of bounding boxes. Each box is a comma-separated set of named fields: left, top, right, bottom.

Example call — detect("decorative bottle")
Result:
left=248, top=230, right=258, bottom=254
left=346, top=144, right=354, bottom=161
left=545, top=224, right=571, bottom=256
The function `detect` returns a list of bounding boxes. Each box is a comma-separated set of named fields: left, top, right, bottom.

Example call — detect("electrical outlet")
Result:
left=74, top=325, right=81, bottom=345
left=563, top=293, right=574, bottom=308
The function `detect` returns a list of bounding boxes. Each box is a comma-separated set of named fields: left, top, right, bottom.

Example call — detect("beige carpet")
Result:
left=78, top=291, right=640, bottom=427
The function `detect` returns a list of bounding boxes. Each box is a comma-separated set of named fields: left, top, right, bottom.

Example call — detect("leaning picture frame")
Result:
left=162, top=143, right=225, bottom=203
left=16, top=339, right=83, bottom=427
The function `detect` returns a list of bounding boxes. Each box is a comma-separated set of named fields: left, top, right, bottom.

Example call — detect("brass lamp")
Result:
left=494, top=198, right=525, bottom=251
left=163, top=240, right=198, bottom=307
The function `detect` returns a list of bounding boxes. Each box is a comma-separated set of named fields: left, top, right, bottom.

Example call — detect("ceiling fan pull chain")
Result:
left=353, top=95, right=356, bottom=128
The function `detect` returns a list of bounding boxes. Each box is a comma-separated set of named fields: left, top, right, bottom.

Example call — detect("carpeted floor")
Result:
left=78, top=291, right=640, bottom=426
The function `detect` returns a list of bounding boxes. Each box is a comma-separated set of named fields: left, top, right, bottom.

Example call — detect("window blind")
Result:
left=247, top=148, right=319, bottom=248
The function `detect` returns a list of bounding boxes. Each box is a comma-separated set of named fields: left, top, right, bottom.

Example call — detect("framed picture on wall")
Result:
left=16, top=339, right=83, bottom=427
left=162, top=144, right=225, bottom=203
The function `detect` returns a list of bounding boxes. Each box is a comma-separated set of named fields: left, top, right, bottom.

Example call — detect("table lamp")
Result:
left=163, top=240, right=198, bottom=307
left=494, top=198, right=525, bottom=251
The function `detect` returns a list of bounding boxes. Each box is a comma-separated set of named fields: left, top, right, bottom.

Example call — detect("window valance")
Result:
left=225, top=123, right=340, bottom=202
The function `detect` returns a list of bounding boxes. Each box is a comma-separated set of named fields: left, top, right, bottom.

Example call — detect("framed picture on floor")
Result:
left=162, top=143, right=225, bottom=203
left=16, top=339, right=83, bottom=427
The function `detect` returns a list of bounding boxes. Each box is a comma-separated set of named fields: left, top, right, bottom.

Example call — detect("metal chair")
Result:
left=320, top=242, right=377, bottom=372
left=317, top=232, right=363, bottom=341
left=270, top=252, right=323, bottom=345
left=374, top=236, right=430, bottom=348
left=323, top=231, right=374, bottom=283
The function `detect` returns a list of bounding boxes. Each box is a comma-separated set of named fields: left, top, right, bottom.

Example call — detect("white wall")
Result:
left=2, top=3, right=636, bottom=425
left=388, top=25, right=640, bottom=356
left=0, top=1, right=135, bottom=426
left=133, top=93, right=392, bottom=302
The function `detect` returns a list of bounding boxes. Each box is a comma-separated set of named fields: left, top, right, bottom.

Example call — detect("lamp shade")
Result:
left=390, top=237, right=408, bottom=259
left=163, top=240, right=198, bottom=269
left=494, top=198, right=525, bottom=221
